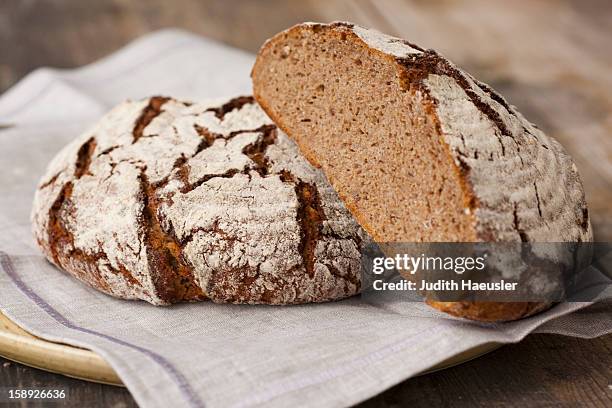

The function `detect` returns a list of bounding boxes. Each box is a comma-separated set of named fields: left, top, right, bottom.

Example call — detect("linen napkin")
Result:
left=0, top=29, right=610, bottom=408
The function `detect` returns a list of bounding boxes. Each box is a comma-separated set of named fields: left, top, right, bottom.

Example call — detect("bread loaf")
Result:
left=31, top=96, right=367, bottom=305
left=252, top=22, right=593, bottom=321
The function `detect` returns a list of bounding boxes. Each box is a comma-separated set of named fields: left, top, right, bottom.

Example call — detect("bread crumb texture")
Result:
left=252, top=22, right=593, bottom=321
left=252, top=22, right=592, bottom=244
left=31, top=96, right=368, bottom=305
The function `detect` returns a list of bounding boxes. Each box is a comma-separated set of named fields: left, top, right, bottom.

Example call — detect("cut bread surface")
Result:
left=254, top=24, right=475, bottom=243
left=253, top=22, right=592, bottom=321
left=252, top=22, right=592, bottom=245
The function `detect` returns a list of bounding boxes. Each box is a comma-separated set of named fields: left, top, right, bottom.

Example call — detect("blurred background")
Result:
left=1, top=0, right=611, bottom=240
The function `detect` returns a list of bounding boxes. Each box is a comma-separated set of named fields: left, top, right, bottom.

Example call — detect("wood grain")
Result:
left=0, top=0, right=610, bottom=407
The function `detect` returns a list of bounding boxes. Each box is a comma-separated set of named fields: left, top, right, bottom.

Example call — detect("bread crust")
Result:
left=426, top=300, right=551, bottom=322
left=252, top=22, right=593, bottom=321
left=32, top=96, right=368, bottom=305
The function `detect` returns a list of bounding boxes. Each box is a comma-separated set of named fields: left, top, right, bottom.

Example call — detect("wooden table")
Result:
left=1, top=0, right=611, bottom=406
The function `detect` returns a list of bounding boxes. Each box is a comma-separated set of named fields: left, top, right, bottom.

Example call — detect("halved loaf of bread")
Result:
left=252, top=22, right=592, bottom=321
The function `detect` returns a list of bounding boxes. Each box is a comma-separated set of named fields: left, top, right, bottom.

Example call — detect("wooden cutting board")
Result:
left=0, top=312, right=122, bottom=386
left=0, top=311, right=500, bottom=386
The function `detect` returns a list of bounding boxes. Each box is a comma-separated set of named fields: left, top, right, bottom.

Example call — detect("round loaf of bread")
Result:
left=252, top=22, right=593, bottom=321
left=31, top=96, right=367, bottom=305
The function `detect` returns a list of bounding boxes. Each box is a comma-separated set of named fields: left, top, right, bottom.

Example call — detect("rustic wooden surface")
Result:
left=1, top=0, right=611, bottom=407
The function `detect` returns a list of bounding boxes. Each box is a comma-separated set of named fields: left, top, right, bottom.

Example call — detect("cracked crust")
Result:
left=252, top=22, right=593, bottom=321
left=31, top=96, right=368, bottom=305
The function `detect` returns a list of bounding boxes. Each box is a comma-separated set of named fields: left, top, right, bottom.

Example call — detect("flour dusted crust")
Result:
left=32, top=96, right=367, bottom=305
left=252, top=22, right=593, bottom=321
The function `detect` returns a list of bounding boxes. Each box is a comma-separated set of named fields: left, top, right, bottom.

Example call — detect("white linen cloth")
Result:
left=0, top=30, right=610, bottom=408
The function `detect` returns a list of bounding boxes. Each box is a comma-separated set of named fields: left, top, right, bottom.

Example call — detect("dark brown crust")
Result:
left=295, top=181, right=324, bottom=278
left=46, top=138, right=145, bottom=297
left=46, top=97, right=208, bottom=304
left=427, top=300, right=550, bottom=322
left=132, top=98, right=208, bottom=303
left=133, top=96, right=170, bottom=143
left=252, top=23, right=553, bottom=322
left=179, top=124, right=278, bottom=194
left=139, top=170, right=206, bottom=302
left=206, top=96, right=255, bottom=119
left=241, top=124, right=277, bottom=176
left=396, top=52, right=515, bottom=142
left=74, top=137, right=97, bottom=178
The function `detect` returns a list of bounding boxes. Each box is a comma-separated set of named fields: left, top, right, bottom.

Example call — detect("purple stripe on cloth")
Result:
left=0, top=252, right=204, bottom=408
